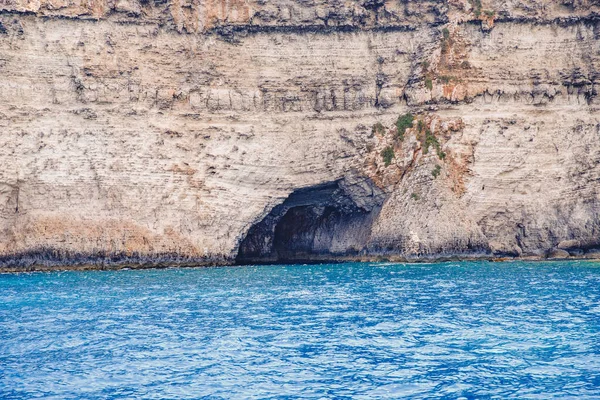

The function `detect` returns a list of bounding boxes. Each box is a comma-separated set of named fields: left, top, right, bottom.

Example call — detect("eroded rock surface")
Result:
left=1, top=0, right=600, bottom=269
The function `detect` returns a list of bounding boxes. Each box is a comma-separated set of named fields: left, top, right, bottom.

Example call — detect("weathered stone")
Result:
left=546, top=248, right=571, bottom=260
left=2, top=1, right=600, bottom=269
left=557, top=240, right=581, bottom=250
left=585, top=249, right=600, bottom=259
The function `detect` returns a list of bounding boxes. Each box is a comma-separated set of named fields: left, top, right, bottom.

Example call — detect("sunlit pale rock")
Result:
left=1, top=0, right=600, bottom=269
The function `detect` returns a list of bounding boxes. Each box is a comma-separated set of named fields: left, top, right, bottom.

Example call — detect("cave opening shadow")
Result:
left=236, top=179, right=384, bottom=264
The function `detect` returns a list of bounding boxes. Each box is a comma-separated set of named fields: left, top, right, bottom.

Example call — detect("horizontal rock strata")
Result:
left=1, top=0, right=600, bottom=270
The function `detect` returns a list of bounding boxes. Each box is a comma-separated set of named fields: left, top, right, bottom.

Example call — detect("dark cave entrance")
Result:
left=236, top=179, right=385, bottom=264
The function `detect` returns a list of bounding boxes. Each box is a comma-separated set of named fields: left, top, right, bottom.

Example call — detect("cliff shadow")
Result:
left=235, top=177, right=385, bottom=264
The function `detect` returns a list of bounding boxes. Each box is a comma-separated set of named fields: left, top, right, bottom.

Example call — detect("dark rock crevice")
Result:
left=236, top=177, right=385, bottom=264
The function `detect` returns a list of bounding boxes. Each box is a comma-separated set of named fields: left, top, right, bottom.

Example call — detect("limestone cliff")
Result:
left=1, top=0, right=600, bottom=270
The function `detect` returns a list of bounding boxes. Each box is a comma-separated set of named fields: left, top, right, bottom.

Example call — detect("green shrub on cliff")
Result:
left=422, top=128, right=440, bottom=156
left=372, top=122, right=385, bottom=136
left=425, top=78, right=433, bottom=90
left=442, top=28, right=450, bottom=40
left=396, top=113, right=414, bottom=140
left=441, top=28, right=452, bottom=54
left=381, top=146, right=395, bottom=166
left=470, top=0, right=482, bottom=17
left=432, top=165, right=442, bottom=178
left=421, top=129, right=446, bottom=159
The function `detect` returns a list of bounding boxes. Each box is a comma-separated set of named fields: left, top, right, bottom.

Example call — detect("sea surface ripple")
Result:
left=1, top=261, right=600, bottom=399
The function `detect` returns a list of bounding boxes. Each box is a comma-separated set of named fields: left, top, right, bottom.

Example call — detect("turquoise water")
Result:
left=1, top=261, right=600, bottom=399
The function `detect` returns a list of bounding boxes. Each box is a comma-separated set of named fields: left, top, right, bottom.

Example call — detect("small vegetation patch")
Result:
left=425, top=78, right=433, bottom=90
left=423, top=129, right=438, bottom=155
left=411, top=192, right=420, bottom=201
left=422, top=129, right=433, bottom=154
left=396, top=113, right=414, bottom=140
left=381, top=146, right=395, bottom=166
left=442, top=28, right=450, bottom=40
left=417, top=126, right=446, bottom=160
left=469, top=0, right=482, bottom=17
left=432, top=165, right=442, bottom=178
left=440, top=27, right=453, bottom=54
left=372, top=122, right=385, bottom=136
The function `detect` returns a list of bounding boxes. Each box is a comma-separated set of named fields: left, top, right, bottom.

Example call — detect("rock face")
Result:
left=1, top=0, right=600, bottom=269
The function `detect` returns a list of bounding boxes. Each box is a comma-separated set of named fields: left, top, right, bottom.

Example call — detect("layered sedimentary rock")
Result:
left=1, top=0, right=600, bottom=269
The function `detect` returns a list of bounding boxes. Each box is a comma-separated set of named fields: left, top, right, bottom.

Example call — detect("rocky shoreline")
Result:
left=2, top=251, right=600, bottom=274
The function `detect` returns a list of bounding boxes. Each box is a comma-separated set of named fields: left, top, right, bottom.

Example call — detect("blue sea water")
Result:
left=1, top=261, right=600, bottom=399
